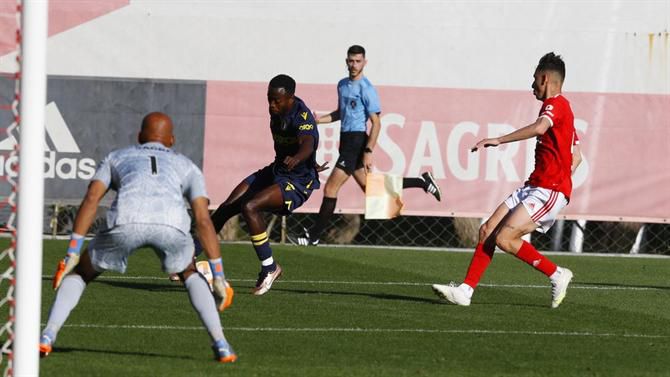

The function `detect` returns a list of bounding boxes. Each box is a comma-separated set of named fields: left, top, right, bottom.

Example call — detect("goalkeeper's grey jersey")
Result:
left=92, top=142, right=207, bottom=234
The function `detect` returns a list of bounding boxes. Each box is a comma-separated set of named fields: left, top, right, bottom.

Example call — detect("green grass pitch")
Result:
left=6, top=239, right=670, bottom=376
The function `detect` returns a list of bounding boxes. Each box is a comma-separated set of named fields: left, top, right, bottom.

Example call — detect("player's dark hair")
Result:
left=347, top=45, right=366, bottom=57
left=269, top=74, right=296, bottom=95
left=536, top=52, right=566, bottom=81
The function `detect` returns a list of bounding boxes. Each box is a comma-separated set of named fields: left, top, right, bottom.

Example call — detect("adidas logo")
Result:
left=0, top=102, right=96, bottom=180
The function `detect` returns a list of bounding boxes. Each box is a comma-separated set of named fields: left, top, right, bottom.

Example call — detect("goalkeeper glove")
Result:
left=212, top=278, right=234, bottom=312
left=209, top=258, right=233, bottom=312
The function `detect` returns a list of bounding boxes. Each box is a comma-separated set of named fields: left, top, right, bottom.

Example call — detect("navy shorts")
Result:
left=336, top=131, right=367, bottom=175
left=244, top=164, right=318, bottom=215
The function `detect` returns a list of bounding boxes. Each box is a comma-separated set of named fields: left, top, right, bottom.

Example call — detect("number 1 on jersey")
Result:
left=150, top=156, right=158, bottom=175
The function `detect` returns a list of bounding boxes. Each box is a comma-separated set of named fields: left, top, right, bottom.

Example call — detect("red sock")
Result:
left=515, top=241, right=557, bottom=277
left=463, top=242, right=495, bottom=288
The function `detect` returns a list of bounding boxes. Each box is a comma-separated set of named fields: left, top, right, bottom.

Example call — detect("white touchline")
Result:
left=41, top=275, right=665, bottom=291
left=48, top=323, right=668, bottom=339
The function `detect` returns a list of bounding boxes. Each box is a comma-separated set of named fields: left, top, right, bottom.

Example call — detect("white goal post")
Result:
left=13, top=1, right=48, bottom=376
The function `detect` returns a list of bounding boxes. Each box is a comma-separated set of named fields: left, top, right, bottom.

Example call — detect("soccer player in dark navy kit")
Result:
left=204, top=74, right=320, bottom=295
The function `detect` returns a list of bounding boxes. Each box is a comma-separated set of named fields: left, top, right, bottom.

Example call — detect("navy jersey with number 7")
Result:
left=269, top=96, right=320, bottom=187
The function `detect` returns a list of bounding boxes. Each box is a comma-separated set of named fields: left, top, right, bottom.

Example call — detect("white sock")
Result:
left=550, top=266, right=563, bottom=281
left=184, top=273, right=225, bottom=342
left=43, top=274, right=87, bottom=342
left=261, top=256, right=274, bottom=267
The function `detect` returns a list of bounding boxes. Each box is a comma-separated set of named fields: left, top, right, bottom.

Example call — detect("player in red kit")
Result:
left=432, top=52, right=582, bottom=308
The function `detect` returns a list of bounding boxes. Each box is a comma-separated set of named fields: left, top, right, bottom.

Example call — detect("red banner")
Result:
left=204, top=81, right=670, bottom=223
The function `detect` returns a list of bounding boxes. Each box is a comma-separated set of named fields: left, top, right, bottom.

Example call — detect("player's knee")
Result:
left=178, top=263, right=197, bottom=281
left=324, top=182, right=340, bottom=197
left=480, top=223, right=499, bottom=245
left=479, top=223, right=490, bottom=241
left=494, top=232, right=513, bottom=252
left=74, top=257, right=98, bottom=283
left=240, top=199, right=259, bottom=218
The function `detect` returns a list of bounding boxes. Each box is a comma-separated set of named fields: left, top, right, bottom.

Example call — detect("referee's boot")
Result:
left=422, top=171, right=442, bottom=202
left=288, top=227, right=319, bottom=247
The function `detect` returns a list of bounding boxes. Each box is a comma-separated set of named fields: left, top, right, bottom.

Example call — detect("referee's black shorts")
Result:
left=335, top=131, right=367, bottom=175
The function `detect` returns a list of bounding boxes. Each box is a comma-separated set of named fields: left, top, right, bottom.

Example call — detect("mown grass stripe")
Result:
left=44, top=275, right=665, bottom=291
left=54, top=323, right=668, bottom=339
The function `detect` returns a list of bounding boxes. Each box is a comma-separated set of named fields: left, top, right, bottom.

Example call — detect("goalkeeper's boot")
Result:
left=432, top=282, right=471, bottom=306
left=550, top=267, right=573, bottom=308
left=422, top=171, right=442, bottom=202
left=39, top=334, right=54, bottom=357
left=288, top=227, right=319, bottom=246
left=52, top=253, right=80, bottom=290
left=213, top=279, right=234, bottom=312
left=212, top=339, right=237, bottom=363
left=252, top=264, right=283, bottom=296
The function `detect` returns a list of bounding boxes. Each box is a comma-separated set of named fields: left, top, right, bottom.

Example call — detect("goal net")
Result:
left=1, top=1, right=48, bottom=375
left=0, top=1, right=22, bottom=375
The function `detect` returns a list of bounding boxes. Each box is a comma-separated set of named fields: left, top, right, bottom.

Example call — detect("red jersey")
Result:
left=527, top=94, right=578, bottom=200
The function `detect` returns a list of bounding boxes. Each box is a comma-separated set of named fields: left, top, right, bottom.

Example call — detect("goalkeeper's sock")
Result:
left=251, top=232, right=276, bottom=273
left=43, top=274, right=87, bottom=341
left=463, top=242, right=495, bottom=289
left=515, top=241, right=557, bottom=277
left=311, top=197, right=337, bottom=242
left=185, top=273, right=225, bottom=342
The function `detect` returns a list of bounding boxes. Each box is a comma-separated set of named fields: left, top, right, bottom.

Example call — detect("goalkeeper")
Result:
left=39, top=112, right=237, bottom=363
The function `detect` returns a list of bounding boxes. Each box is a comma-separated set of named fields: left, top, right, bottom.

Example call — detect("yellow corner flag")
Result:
left=365, top=173, right=404, bottom=219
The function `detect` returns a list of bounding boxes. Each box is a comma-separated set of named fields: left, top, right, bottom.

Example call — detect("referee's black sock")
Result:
left=311, top=197, right=337, bottom=242
left=402, top=177, right=426, bottom=190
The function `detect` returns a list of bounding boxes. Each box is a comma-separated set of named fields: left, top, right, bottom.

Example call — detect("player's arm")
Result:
left=362, top=112, right=381, bottom=172
left=315, top=109, right=340, bottom=124
left=366, top=112, right=381, bottom=150
left=471, top=117, right=551, bottom=152
left=361, top=85, right=382, bottom=171
left=191, top=196, right=221, bottom=260
left=71, top=180, right=108, bottom=236
left=283, top=134, right=316, bottom=171
left=52, top=179, right=108, bottom=290
left=191, top=196, right=231, bottom=311
left=571, top=144, right=582, bottom=174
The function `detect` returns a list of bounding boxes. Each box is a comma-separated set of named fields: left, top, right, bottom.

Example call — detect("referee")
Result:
left=293, top=45, right=441, bottom=246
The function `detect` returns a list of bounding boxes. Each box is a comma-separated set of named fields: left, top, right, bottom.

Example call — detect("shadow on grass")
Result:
left=272, top=286, right=450, bottom=305
left=229, top=284, right=548, bottom=307
left=466, top=301, right=547, bottom=308
left=96, top=280, right=185, bottom=292
left=51, top=346, right=195, bottom=360
left=42, top=277, right=186, bottom=292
